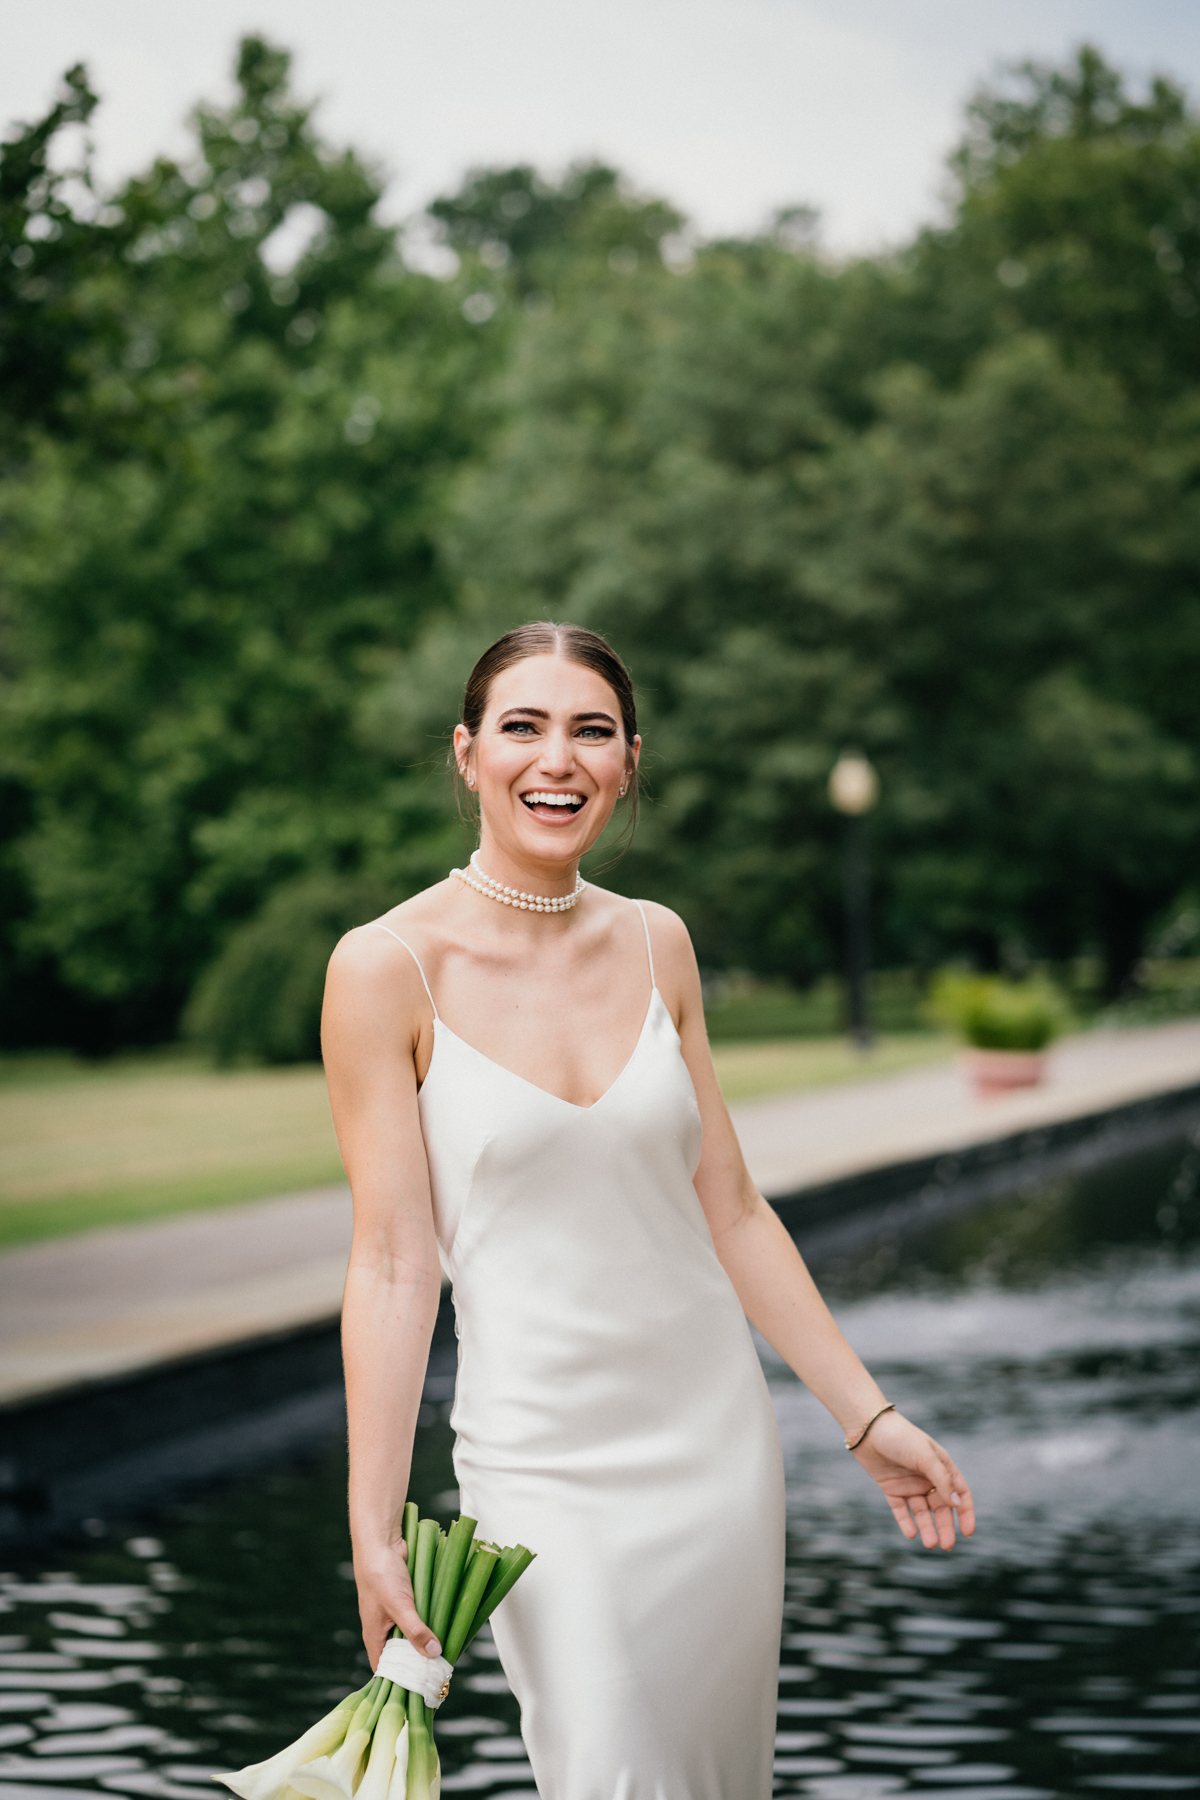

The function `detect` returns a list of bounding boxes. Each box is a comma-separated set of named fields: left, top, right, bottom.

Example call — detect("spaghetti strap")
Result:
left=633, top=900, right=656, bottom=992
left=369, top=923, right=440, bottom=1021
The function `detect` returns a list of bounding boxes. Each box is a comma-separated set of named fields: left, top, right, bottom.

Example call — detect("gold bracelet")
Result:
left=844, top=1402, right=895, bottom=1452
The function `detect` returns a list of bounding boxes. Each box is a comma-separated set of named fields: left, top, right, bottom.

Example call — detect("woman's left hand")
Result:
left=851, top=1410, right=976, bottom=1550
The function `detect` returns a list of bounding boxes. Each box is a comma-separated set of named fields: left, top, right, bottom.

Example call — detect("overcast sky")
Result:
left=5, top=0, right=1200, bottom=254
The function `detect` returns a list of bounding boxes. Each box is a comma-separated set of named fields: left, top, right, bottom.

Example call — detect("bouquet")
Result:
left=216, top=1503, right=534, bottom=1800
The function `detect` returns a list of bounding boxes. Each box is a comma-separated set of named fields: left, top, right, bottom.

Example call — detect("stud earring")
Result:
left=619, top=780, right=628, bottom=797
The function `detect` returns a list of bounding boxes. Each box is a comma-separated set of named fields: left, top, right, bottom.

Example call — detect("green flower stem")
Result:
left=405, top=1689, right=435, bottom=1800
left=442, top=1543, right=498, bottom=1665
left=402, top=1502, right=419, bottom=1573
left=411, top=1518, right=439, bottom=1624
left=347, top=1677, right=384, bottom=1735
left=429, top=1530, right=448, bottom=1615
left=402, top=1507, right=440, bottom=1800
left=429, top=1516, right=477, bottom=1645
left=361, top=1679, right=392, bottom=1736
left=465, top=1545, right=535, bottom=1644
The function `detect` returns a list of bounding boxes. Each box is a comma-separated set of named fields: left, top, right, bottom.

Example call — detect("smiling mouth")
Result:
left=521, top=790, right=586, bottom=818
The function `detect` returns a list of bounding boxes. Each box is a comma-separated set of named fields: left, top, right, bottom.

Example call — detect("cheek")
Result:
left=586, top=738, right=627, bottom=767
left=478, top=738, right=534, bottom=782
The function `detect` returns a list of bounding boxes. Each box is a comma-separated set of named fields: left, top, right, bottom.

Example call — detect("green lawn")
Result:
left=0, top=1050, right=344, bottom=1250
left=709, top=1032, right=954, bottom=1102
left=0, top=1031, right=955, bottom=1250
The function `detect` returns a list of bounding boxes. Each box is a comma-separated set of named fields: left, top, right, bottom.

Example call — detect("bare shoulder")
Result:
left=325, top=883, right=453, bottom=1024
left=631, top=898, right=701, bottom=1003
left=633, top=898, right=696, bottom=957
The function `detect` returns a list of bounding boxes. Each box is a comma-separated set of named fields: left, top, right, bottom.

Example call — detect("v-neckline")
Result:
left=426, top=988, right=661, bottom=1113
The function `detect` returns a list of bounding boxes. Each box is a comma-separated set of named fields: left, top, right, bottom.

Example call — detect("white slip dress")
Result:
left=374, top=903, right=785, bottom=1800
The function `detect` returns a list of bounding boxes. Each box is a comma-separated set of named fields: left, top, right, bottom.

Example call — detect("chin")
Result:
left=526, top=829, right=586, bottom=851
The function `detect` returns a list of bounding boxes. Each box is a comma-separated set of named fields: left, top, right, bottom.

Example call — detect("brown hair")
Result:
left=455, top=622, right=640, bottom=839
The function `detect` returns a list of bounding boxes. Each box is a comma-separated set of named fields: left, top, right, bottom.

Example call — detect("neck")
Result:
left=474, top=837, right=580, bottom=899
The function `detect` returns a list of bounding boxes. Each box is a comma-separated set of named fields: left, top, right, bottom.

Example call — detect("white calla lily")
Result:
left=382, top=1728, right=409, bottom=1800
left=290, top=1724, right=372, bottom=1800
left=215, top=1692, right=365, bottom=1800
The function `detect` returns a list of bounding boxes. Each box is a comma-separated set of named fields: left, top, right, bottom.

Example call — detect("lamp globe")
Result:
left=828, top=752, right=879, bottom=817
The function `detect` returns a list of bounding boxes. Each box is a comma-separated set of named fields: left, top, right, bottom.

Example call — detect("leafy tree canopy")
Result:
left=0, top=38, right=492, bottom=1047
left=429, top=160, right=684, bottom=298
left=2, top=40, right=1198, bottom=1057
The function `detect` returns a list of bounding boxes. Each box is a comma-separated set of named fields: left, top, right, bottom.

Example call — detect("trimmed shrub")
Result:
left=185, top=874, right=394, bottom=1064
left=928, top=972, right=1068, bottom=1052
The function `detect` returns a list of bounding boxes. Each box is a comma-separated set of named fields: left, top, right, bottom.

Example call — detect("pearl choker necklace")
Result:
left=451, top=850, right=585, bottom=913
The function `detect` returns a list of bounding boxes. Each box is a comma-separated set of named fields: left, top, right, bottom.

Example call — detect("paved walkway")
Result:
left=4, top=1018, right=1200, bottom=1409
left=734, top=1015, right=1200, bottom=1195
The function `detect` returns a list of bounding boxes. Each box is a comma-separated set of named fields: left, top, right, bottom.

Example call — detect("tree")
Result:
left=810, top=338, right=1199, bottom=993
left=5, top=40, right=1200, bottom=1053
left=433, top=48, right=1200, bottom=996
left=895, top=45, right=1200, bottom=402
left=0, top=39, right=491, bottom=1048
left=429, top=161, right=683, bottom=299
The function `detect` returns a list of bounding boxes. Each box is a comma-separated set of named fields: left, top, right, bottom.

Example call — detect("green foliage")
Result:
left=429, top=160, right=684, bottom=298
left=928, top=972, right=1068, bottom=1051
left=0, top=38, right=487, bottom=1048
left=184, top=873, right=393, bottom=1064
left=704, top=968, right=931, bottom=1042
left=955, top=46, right=1200, bottom=383
left=0, top=64, right=122, bottom=454
left=3, top=39, right=1200, bottom=1052
left=434, top=45, right=1200, bottom=997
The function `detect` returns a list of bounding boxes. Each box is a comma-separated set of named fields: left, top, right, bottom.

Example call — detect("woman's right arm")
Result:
left=322, top=926, right=444, bottom=1666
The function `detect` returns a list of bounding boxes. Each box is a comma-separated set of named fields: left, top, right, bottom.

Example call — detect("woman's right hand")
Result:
left=355, top=1539, right=444, bottom=1670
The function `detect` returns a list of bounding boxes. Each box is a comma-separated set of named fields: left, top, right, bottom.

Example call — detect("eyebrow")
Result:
left=496, top=707, right=618, bottom=725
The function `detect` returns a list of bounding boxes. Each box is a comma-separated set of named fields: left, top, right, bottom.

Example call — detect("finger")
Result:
left=929, top=1493, right=958, bottom=1552
left=926, top=1442, right=976, bottom=1537
left=887, top=1494, right=918, bottom=1540
left=362, top=1591, right=442, bottom=1664
left=924, top=1439, right=961, bottom=1492
left=393, top=1593, right=442, bottom=1658
left=911, top=1454, right=959, bottom=1549
left=919, top=1444, right=965, bottom=1514
left=945, top=1462, right=976, bottom=1536
left=909, top=1492, right=942, bottom=1550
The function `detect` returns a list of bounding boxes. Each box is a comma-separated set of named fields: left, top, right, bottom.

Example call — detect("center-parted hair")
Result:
left=456, top=622, right=639, bottom=836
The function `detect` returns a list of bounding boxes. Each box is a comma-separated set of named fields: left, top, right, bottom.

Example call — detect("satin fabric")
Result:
left=393, top=909, right=785, bottom=1800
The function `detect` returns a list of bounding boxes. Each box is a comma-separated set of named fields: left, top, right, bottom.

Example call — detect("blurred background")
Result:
left=4, top=2, right=1200, bottom=1238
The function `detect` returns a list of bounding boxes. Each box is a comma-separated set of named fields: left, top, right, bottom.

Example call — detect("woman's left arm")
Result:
left=651, top=905, right=975, bottom=1551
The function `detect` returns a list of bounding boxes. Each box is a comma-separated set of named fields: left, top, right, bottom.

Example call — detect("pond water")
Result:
left=2, top=1128, right=1199, bottom=1799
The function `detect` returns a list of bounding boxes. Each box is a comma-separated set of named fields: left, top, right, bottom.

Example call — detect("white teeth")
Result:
left=523, top=792, right=583, bottom=808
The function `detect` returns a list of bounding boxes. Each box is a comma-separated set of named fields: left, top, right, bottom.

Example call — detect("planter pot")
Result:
left=964, top=1047, right=1048, bottom=1098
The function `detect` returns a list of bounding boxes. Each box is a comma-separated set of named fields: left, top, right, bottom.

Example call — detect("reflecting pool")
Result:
left=2, top=1128, right=1199, bottom=1798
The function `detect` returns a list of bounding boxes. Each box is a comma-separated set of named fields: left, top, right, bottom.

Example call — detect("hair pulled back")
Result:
left=456, top=622, right=639, bottom=837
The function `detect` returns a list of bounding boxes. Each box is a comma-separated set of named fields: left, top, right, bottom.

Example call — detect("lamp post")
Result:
left=828, top=752, right=879, bottom=1052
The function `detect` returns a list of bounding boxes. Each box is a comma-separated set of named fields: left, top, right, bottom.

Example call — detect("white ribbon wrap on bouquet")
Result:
left=374, top=1636, right=454, bottom=1709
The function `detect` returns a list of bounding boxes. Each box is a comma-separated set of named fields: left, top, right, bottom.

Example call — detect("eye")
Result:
left=500, top=720, right=538, bottom=735
left=577, top=725, right=616, bottom=740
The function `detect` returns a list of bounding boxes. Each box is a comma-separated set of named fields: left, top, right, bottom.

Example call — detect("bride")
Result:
left=322, top=622, right=974, bottom=1800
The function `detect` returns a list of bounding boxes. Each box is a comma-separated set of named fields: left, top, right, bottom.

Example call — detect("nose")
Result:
left=538, top=726, right=576, bottom=776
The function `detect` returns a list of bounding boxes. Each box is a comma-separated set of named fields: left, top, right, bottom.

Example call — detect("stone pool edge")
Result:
left=3, top=1075, right=1200, bottom=1543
